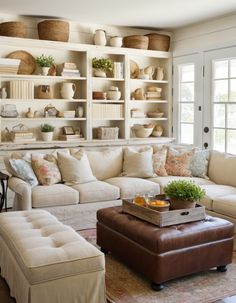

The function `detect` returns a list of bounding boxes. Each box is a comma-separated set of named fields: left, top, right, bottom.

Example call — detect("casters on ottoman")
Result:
left=101, top=247, right=109, bottom=255
left=151, top=282, right=164, bottom=291
left=217, top=265, right=227, bottom=272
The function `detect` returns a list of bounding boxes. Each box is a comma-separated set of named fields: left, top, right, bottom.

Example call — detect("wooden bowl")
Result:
left=147, top=112, right=164, bottom=118
left=0, top=21, right=27, bottom=38
left=38, top=20, right=69, bottom=42
left=123, top=35, right=148, bottom=50
left=7, top=50, right=36, bottom=75
left=134, top=127, right=153, bottom=138
left=92, top=91, right=107, bottom=100
left=145, top=33, right=170, bottom=51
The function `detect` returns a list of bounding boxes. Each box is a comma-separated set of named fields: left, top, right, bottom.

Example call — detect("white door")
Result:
left=204, top=47, right=236, bottom=154
left=173, top=54, right=203, bottom=147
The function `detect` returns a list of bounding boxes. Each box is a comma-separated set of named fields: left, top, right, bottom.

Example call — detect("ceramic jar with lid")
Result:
left=94, top=29, right=107, bottom=46
left=109, top=36, right=123, bottom=47
left=107, top=86, right=121, bottom=100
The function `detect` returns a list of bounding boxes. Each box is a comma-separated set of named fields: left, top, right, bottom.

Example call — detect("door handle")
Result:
left=204, top=127, right=209, bottom=133
left=204, top=142, right=208, bottom=149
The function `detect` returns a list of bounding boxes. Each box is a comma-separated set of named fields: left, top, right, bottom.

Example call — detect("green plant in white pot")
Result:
left=40, top=123, right=55, bottom=141
left=164, top=180, right=205, bottom=210
left=36, top=54, right=55, bottom=76
left=92, top=57, right=114, bottom=77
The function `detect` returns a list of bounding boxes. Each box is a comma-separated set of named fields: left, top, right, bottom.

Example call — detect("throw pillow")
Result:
left=9, top=159, right=38, bottom=187
left=165, top=147, right=193, bottom=177
left=31, top=155, right=61, bottom=186
left=57, top=150, right=96, bottom=185
left=190, top=150, right=210, bottom=179
left=122, top=146, right=154, bottom=178
left=152, top=145, right=168, bottom=176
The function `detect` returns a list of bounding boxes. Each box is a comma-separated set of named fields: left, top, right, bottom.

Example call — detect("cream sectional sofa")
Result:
left=5, top=145, right=236, bottom=240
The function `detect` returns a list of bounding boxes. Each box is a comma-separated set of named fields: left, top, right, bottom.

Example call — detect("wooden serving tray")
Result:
left=122, top=198, right=206, bottom=227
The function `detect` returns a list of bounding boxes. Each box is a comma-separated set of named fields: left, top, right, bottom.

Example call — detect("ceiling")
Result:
left=1, top=0, right=236, bottom=29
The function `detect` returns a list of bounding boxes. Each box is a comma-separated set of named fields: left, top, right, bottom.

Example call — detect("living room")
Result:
left=0, top=1, right=236, bottom=302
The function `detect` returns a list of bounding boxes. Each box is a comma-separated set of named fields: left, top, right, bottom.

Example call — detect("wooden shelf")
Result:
left=1, top=117, right=87, bottom=121
left=130, top=79, right=168, bottom=84
left=129, top=100, right=168, bottom=103
left=2, top=99, right=87, bottom=103
left=0, top=74, right=86, bottom=80
left=92, top=99, right=124, bottom=103
left=92, top=77, right=124, bottom=81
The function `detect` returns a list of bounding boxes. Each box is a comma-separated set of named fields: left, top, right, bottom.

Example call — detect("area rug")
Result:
left=79, top=229, right=236, bottom=303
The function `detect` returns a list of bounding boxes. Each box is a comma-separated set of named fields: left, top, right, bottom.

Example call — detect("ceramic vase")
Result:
left=110, top=36, right=123, bottom=47
left=41, top=67, right=50, bottom=76
left=41, top=132, right=53, bottom=141
left=156, top=67, right=164, bottom=81
left=60, top=82, right=76, bottom=99
left=75, top=106, right=84, bottom=118
left=94, top=69, right=106, bottom=77
left=94, top=29, right=107, bottom=46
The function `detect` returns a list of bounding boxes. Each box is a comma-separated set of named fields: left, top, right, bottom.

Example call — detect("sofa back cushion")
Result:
left=85, top=147, right=123, bottom=180
left=208, top=151, right=236, bottom=186
left=165, top=147, right=193, bottom=177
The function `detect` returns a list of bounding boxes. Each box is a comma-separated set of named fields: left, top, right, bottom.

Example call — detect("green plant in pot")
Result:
left=36, top=54, right=55, bottom=75
left=164, top=180, right=205, bottom=210
left=40, top=123, right=55, bottom=141
left=92, top=57, right=114, bottom=77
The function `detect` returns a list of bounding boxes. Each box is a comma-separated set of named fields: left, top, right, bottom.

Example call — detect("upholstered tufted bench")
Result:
left=0, top=210, right=106, bottom=303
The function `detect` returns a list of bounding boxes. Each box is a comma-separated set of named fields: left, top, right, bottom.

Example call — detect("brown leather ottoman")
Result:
left=97, top=206, right=234, bottom=290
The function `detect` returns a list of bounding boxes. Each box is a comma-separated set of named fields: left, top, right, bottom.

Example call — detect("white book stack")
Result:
left=0, top=58, right=20, bottom=74
left=11, top=131, right=36, bottom=142
left=61, top=62, right=80, bottom=77
left=9, top=80, right=34, bottom=99
left=113, top=62, right=124, bottom=79
left=131, top=108, right=146, bottom=118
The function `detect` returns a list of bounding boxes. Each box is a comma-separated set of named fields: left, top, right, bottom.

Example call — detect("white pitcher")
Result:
left=94, top=29, right=107, bottom=46
left=60, top=82, right=76, bottom=99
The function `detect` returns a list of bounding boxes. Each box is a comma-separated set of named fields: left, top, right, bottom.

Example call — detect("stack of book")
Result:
left=61, top=62, right=80, bottom=77
left=131, top=108, right=146, bottom=118
left=113, top=62, right=124, bottom=79
left=59, top=134, right=84, bottom=141
left=59, top=110, right=76, bottom=118
left=0, top=58, right=20, bottom=74
left=11, top=131, right=36, bottom=143
left=9, top=80, right=34, bottom=99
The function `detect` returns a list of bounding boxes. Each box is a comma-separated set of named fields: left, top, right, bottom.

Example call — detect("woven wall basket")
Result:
left=123, top=35, right=148, bottom=50
left=0, top=21, right=27, bottom=38
left=145, top=33, right=170, bottom=51
left=38, top=20, right=69, bottom=42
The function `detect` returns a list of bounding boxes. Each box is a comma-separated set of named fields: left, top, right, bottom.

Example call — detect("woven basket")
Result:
left=123, top=35, right=148, bottom=50
left=0, top=21, right=27, bottom=38
left=38, top=20, right=69, bottom=42
left=145, top=33, right=170, bottom=51
left=98, top=127, right=119, bottom=140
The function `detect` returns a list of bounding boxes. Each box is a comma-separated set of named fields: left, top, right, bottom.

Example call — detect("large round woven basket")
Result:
left=145, top=33, right=170, bottom=51
left=123, top=35, right=148, bottom=50
left=38, top=20, right=69, bottom=42
left=0, top=21, right=27, bottom=38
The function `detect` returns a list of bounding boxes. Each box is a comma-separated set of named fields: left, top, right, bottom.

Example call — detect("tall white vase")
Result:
left=94, top=29, right=107, bottom=46
left=60, top=82, right=76, bottom=99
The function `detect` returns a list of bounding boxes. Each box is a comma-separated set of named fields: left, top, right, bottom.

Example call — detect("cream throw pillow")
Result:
left=122, top=146, right=154, bottom=178
left=57, top=150, right=96, bottom=185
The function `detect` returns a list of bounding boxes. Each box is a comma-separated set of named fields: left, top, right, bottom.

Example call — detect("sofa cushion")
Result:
left=9, top=159, right=38, bottom=187
left=32, top=184, right=79, bottom=207
left=190, top=150, right=210, bottom=179
left=72, top=181, right=120, bottom=203
left=85, top=147, right=123, bottom=180
left=208, top=151, right=236, bottom=187
left=165, top=147, right=194, bottom=176
left=105, top=177, right=160, bottom=199
left=200, top=184, right=236, bottom=211
left=212, top=195, right=236, bottom=218
left=152, top=145, right=168, bottom=176
left=122, top=146, right=154, bottom=178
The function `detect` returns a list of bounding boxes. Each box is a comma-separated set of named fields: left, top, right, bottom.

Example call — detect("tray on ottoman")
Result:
left=122, top=197, right=206, bottom=227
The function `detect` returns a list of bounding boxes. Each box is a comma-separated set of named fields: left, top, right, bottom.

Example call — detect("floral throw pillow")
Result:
left=9, top=159, right=38, bottom=187
left=152, top=146, right=168, bottom=176
left=165, top=147, right=193, bottom=177
left=31, top=155, right=61, bottom=185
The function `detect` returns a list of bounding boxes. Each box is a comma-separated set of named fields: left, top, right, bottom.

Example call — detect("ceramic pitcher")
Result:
left=94, top=29, right=107, bottom=46
left=60, top=82, right=76, bottom=99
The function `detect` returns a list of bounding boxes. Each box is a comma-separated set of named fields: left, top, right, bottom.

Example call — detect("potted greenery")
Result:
left=92, top=57, right=114, bottom=77
left=164, top=180, right=205, bottom=210
left=40, top=123, right=55, bottom=141
left=36, top=54, right=55, bottom=75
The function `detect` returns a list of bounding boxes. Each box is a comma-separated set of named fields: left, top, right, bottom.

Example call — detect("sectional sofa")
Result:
left=4, top=145, right=236, bottom=245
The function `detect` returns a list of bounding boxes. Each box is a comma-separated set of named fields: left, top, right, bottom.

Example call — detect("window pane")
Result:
left=230, top=59, right=236, bottom=78
left=213, top=60, right=228, bottom=79
left=227, top=104, right=236, bottom=128
left=180, top=64, right=194, bottom=82
left=213, top=129, right=225, bottom=152
left=180, top=83, right=194, bottom=101
left=227, top=130, right=236, bottom=154
left=230, top=79, right=236, bottom=101
left=180, top=103, right=194, bottom=123
left=213, top=80, right=228, bottom=102
left=180, top=123, right=193, bottom=144
left=213, top=104, right=225, bottom=127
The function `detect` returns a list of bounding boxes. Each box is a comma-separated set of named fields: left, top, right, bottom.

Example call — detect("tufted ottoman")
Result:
left=0, top=210, right=106, bottom=303
left=97, top=206, right=234, bottom=290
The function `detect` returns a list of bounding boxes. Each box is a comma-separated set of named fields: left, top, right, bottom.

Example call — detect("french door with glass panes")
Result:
left=204, top=47, right=236, bottom=154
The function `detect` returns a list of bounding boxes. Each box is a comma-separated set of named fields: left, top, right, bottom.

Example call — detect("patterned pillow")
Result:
left=190, top=150, right=210, bottom=179
left=9, top=159, right=38, bottom=187
left=152, top=146, right=168, bottom=176
left=165, top=147, right=193, bottom=176
left=31, top=155, right=61, bottom=185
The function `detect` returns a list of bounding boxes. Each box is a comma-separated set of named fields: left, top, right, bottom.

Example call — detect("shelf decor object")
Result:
left=97, top=127, right=119, bottom=140
left=7, top=50, right=36, bottom=75
left=123, top=35, right=148, bottom=49
left=0, top=21, right=27, bottom=38
left=40, top=123, right=55, bottom=141
left=145, top=33, right=171, bottom=51
left=38, top=20, right=70, bottom=42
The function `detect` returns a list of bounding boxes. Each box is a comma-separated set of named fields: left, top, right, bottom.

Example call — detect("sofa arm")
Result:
left=8, top=177, right=32, bottom=210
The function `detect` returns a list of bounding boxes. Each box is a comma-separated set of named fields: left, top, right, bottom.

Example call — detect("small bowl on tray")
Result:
left=146, top=199, right=170, bottom=212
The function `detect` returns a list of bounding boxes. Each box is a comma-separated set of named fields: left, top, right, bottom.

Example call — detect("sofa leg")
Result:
left=101, top=247, right=109, bottom=254
left=151, top=282, right=164, bottom=291
left=217, top=265, right=227, bottom=272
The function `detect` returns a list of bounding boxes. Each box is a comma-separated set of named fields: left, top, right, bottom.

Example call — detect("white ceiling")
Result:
left=1, top=0, right=236, bottom=29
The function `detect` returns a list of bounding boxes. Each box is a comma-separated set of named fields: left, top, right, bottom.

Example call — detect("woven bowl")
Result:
left=0, top=21, right=27, bottom=38
left=134, top=127, right=153, bottom=138
left=38, top=20, right=69, bottom=42
left=145, top=33, right=170, bottom=51
left=123, top=35, right=148, bottom=50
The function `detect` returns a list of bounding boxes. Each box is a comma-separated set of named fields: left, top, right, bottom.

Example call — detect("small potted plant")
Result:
left=40, top=123, right=55, bottom=141
left=92, top=57, right=114, bottom=77
left=36, top=54, right=55, bottom=76
left=164, top=180, right=205, bottom=210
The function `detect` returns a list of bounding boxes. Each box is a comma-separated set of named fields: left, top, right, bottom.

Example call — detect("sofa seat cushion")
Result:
left=72, top=181, right=120, bottom=203
left=148, top=176, right=214, bottom=194
left=105, top=177, right=160, bottom=199
left=0, top=210, right=104, bottom=284
left=200, top=185, right=236, bottom=211
left=32, top=184, right=79, bottom=208
left=212, top=195, right=236, bottom=219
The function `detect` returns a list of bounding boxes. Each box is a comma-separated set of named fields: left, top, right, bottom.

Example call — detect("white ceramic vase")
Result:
left=94, top=69, right=106, bottom=77
left=110, top=36, right=123, bottom=47
left=94, top=29, right=107, bottom=46
left=41, top=67, right=50, bottom=76
left=60, top=82, right=76, bottom=99
left=41, top=132, right=53, bottom=141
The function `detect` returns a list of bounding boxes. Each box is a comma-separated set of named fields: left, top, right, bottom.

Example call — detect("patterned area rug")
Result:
left=79, top=229, right=236, bottom=303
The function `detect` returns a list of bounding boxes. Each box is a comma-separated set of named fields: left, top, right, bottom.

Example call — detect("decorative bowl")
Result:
left=147, top=200, right=170, bottom=212
left=147, top=112, right=164, bottom=118
left=133, top=126, right=153, bottom=138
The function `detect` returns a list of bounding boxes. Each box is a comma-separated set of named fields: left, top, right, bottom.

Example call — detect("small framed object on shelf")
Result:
left=63, top=126, right=75, bottom=135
